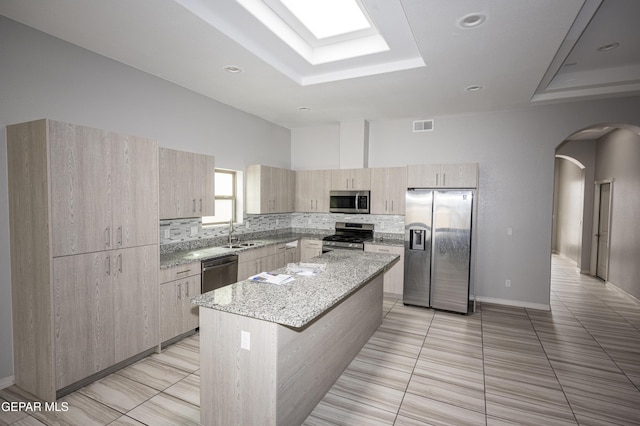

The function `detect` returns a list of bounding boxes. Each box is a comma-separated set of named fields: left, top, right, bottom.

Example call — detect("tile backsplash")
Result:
left=160, top=212, right=404, bottom=251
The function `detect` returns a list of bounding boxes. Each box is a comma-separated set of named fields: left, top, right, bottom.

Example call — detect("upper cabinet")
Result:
left=49, top=121, right=158, bottom=257
left=370, top=167, right=407, bottom=215
left=246, top=165, right=295, bottom=214
left=159, top=147, right=215, bottom=219
left=407, top=163, right=478, bottom=188
left=331, top=168, right=371, bottom=190
left=295, top=169, right=331, bottom=213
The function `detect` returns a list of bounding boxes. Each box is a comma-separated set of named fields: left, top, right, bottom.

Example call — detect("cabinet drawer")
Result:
left=364, top=244, right=403, bottom=255
left=301, top=239, right=323, bottom=249
left=160, top=262, right=201, bottom=283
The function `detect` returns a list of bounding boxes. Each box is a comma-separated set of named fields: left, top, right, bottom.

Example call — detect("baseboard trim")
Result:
left=0, top=375, right=15, bottom=390
left=475, top=296, right=550, bottom=311
left=605, top=281, right=640, bottom=305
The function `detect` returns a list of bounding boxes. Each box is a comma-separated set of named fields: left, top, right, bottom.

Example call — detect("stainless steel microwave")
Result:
left=329, top=191, right=370, bottom=214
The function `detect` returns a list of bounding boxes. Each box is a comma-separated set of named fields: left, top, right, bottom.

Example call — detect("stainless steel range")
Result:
left=322, top=222, right=374, bottom=252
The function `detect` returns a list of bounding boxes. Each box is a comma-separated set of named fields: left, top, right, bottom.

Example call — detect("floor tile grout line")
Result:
left=479, top=304, right=488, bottom=426
left=390, top=306, right=434, bottom=426
left=524, top=303, right=580, bottom=426
left=550, top=282, right=640, bottom=394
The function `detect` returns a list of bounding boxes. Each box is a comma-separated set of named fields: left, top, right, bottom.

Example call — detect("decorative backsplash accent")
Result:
left=160, top=212, right=405, bottom=252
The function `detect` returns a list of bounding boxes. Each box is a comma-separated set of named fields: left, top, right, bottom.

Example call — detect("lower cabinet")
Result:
left=364, top=244, right=404, bottom=296
left=300, top=239, right=323, bottom=262
left=52, top=244, right=159, bottom=392
left=237, top=241, right=300, bottom=281
left=159, top=267, right=201, bottom=343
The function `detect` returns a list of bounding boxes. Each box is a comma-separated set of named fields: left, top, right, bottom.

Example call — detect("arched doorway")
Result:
left=553, top=123, right=640, bottom=300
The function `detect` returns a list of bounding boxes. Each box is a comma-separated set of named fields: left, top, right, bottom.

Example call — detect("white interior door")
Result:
left=596, top=183, right=611, bottom=280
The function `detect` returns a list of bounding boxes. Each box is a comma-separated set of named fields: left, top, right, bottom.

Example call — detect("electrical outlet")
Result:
left=190, top=225, right=198, bottom=236
left=241, top=331, right=250, bottom=350
left=507, top=227, right=513, bottom=236
left=505, top=279, right=511, bottom=288
left=163, top=229, right=170, bottom=239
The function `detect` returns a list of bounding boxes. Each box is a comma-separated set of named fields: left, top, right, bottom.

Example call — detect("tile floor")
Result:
left=2, top=255, right=640, bottom=425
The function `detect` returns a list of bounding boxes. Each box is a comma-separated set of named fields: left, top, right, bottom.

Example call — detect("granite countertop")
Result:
left=160, top=233, right=326, bottom=269
left=192, top=250, right=399, bottom=328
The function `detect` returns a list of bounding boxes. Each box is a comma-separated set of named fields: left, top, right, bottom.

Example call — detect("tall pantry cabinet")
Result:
left=7, top=119, right=159, bottom=401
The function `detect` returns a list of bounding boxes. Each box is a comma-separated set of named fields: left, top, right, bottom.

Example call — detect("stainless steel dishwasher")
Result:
left=201, top=254, right=238, bottom=293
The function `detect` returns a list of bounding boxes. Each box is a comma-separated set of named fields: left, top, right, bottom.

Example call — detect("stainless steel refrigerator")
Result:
left=404, top=189, right=473, bottom=313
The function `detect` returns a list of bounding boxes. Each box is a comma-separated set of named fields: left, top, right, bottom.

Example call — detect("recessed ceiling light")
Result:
left=465, top=85, right=484, bottom=92
left=597, top=42, right=620, bottom=52
left=458, top=13, right=486, bottom=29
left=298, top=106, right=311, bottom=112
left=224, top=65, right=243, bottom=73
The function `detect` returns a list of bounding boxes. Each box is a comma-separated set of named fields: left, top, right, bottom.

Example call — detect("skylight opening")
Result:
left=280, top=0, right=371, bottom=40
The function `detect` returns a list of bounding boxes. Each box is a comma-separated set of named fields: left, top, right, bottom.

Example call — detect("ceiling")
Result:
left=1, top=0, right=639, bottom=129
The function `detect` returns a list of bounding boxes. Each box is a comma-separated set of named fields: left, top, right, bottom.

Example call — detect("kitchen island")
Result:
left=192, top=250, right=399, bottom=426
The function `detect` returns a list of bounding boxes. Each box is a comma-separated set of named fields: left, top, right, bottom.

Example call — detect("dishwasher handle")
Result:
left=202, top=255, right=238, bottom=272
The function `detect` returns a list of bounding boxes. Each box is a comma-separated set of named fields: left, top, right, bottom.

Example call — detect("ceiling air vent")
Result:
left=413, top=119, right=434, bottom=132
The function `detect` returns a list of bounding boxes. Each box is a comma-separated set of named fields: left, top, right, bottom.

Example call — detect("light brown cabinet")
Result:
left=364, top=243, right=404, bottom=296
left=300, top=239, right=323, bottom=262
left=159, top=270, right=201, bottom=344
left=295, top=169, right=331, bottom=212
left=159, top=147, right=215, bottom=219
left=407, top=163, right=478, bottom=188
left=331, top=168, right=371, bottom=190
left=246, top=165, right=296, bottom=214
left=53, top=245, right=158, bottom=389
left=7, top=119, right=159, bottom=401
left=236, top=241, right=300, bottom=281
left=370, top=167, right=407, bottom=215
left=49, top=123, right=158, bottom=257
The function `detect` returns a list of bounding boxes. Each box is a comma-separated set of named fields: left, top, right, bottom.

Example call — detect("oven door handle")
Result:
left=355, top=192, right=359, bottom=211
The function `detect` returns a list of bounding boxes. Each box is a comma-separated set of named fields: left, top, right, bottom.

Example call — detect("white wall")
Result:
left=290, top=124, right=340, bottom=170
left=595, top=129, right=640, bottom=299
left=555, top=139, right=597, bottom=272
left=0, top=18, right=290, bottom=383
left=553, top=158, right=584, bottom=264
left=292, top=99, right=640, bottom=309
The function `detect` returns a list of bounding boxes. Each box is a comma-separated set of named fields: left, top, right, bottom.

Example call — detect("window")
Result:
left=203, top=169, right=237, bottom=225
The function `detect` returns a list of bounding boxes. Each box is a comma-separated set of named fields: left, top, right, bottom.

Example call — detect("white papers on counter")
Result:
left=285, top=240, right=298, bottom=248
left=286, top=263, right=326, bottom=276
left=249, top=272, right=294, bottom=285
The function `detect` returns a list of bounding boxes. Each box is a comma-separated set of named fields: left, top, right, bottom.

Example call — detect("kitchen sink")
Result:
left=239, top=242, right=261, bottom=247
left=222, top=244, right=243, bottom=249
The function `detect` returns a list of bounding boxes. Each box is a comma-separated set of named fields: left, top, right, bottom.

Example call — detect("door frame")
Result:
left=590, top=178, right=614, bottom=281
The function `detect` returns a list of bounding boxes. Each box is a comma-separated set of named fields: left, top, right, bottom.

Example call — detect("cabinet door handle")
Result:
left=105, top=255, right=111, bottom=276
left=351, top=178, right=354, bottom=188
left=436, top=173, right=439, bottom=186
left=379, top=249, right=389, bottom=253
left=385, top=200, right=388, bottom=211
left=192, top=199, right=196, bottom=213
left=185, top=282, right=190, bottom=297
left=315, top=200, right=318, bottom=209
left=391, top=200, right=394, bottom=212
left=118, top=254, right=123, bottom=273
left=105, top=227, right=111, bottom=247
left=117, top=226, right=123, bottom=246
left=176, top=269, right=190, bottom=275
left=311, top=200, right=313, bottom=210
left=177, top=283, right=182, bottom=300
left=199, top=198, right=203, bottom=212
left=443, top=173, right=446, bottom=186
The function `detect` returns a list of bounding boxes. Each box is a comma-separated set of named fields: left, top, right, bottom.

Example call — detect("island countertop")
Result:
left=191, top=250, right=399, bottom=328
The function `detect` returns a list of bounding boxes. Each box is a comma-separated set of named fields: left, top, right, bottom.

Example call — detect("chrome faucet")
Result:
left=228, top=218, right=236, bottom=244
